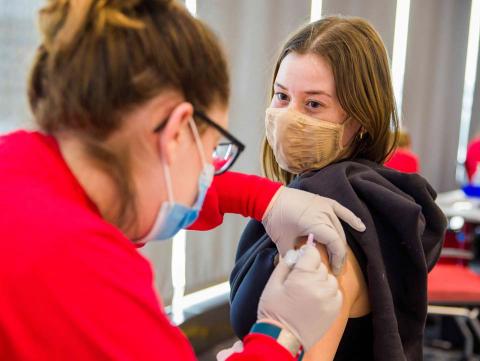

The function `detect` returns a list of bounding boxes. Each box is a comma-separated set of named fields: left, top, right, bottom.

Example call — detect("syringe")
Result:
left=284, top=233, right=315, bottom=267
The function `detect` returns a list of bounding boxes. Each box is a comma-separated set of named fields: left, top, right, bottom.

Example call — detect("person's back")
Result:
left=0, top=131, right=195, bottom=360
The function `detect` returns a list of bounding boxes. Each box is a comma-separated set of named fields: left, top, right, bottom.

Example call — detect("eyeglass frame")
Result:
left=153, top=110, right=245, bottom=175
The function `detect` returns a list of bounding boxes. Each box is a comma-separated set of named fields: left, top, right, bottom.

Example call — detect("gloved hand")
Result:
left=262, top=186, right=366, bottom=275
left=216, top=340, right=244, bottom=361
left=257, top=244, right=342, bottom=351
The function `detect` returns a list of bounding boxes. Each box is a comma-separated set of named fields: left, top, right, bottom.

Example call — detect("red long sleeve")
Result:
left=226, top=334, right=296, bottom=361
left=189, top=171, right=282, bottom=231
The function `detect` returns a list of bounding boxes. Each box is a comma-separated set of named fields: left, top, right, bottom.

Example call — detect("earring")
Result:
left=359, top=128, right=366, bottom=140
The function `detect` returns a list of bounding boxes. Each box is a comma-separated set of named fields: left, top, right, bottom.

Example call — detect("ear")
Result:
left=157, top=102, right=194, bottom=166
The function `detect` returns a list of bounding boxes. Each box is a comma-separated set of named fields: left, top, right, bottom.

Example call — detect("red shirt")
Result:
left=466, top=137, right=480, bottom=181
left=0, top=131, right=291, bottom=360
left=384, top=148, right=420, bottom=174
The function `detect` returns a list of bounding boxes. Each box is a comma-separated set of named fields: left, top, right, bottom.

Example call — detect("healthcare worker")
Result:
left=0, top=1, right=365, bottom=359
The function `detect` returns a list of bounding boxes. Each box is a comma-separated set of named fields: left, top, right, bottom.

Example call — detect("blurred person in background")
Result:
left=466, top=133, right=480, bottom=183
left=384, top=129, right=420, bottom=173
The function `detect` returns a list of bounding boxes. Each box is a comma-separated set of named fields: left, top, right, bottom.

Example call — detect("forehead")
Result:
left=275, top=52, right=335, bottom=94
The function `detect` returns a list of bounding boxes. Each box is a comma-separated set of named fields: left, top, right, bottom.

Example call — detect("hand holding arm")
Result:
left=263, top=187, right=366, bottom=274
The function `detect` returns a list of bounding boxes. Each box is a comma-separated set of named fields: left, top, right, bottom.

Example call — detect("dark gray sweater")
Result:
left=230, top=160, right=447, bottom=361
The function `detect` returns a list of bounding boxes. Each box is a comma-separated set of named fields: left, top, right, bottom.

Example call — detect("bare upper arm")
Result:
left=297, top=241, right=370, bottom=361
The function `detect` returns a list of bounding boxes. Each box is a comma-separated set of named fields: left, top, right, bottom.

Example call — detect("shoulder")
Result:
left=0, top=130, right=54, bottom=159
left=314, top=243, right=369, bottom=316
left=302, top=242, right=370, bottom=361
left=0, top=182, right=150, bottom=282
left=293, top=159, right=437, bottom=208
left=290, top=160, right=384, bottom=198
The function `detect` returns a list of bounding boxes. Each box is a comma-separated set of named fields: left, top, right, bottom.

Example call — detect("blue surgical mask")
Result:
left=139, top=118, right=214, bottom=243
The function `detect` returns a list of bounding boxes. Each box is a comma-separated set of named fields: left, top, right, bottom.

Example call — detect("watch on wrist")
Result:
left=250, top=322, right=303, bottom=358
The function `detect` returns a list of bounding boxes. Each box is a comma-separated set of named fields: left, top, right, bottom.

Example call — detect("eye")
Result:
left=275, top=92, right=289, bottom=102
left=306, top=100, right=323, bottom=109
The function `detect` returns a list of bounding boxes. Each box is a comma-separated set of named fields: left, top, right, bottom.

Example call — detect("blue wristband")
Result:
left=250, top=322, right=282, bottom=338
left=250, top=322, right=302, bottom=358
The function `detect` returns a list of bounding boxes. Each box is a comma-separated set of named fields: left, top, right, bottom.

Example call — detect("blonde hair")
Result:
left=397, top=130, right=412, bottom=148
left=29, top=0, right=229, bottom=232
left=262, top=16, right=399, bottom=184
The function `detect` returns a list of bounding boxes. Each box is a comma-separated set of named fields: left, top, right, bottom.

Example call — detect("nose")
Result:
left=287, top=98, right=303, bottom=113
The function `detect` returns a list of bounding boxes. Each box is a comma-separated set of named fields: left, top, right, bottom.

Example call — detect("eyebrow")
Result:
left=274, top=82, right=332, bottom=98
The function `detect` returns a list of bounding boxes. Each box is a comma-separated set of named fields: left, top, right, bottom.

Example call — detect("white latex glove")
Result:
left=257, top=244, right=342, bottom=351
left=216, top=340, right=244, bottom=361
left=262, top=186, right=366, bottom=275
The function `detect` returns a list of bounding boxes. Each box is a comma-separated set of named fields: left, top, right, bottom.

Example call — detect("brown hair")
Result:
left=29, top=0, right=229, bottom=233
left=262, top=16, right=399, bottom=184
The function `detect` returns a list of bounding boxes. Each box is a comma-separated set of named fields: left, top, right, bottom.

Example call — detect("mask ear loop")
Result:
left=161, top=160, right=175, bottom=204
left=188, top=118, right=214, bottom=209
left=188, top=117, right=208, bottom=167
left=158, top=118, right=175, bottom=204
left=159, top=117, right=207, bottom=205
left=337, top=116, right=351, bottom=150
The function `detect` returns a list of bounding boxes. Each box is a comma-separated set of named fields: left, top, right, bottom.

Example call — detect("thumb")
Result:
left=268, top=256, right=292, bottom=285
left=216, top=341, right=244, bottom=361
left=293, top=244, right=322, bottom=272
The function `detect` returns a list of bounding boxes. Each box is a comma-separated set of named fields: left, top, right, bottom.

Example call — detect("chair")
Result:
left=426, top=218, right=480, bottom=360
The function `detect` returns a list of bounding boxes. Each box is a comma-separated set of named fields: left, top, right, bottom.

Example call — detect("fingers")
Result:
left=325, top=274, right=340, bottom=295
left=329, top=251, right=346, bottom=276
left=328, top=209, right=347, bottom=243
left=329, top=200, right=366, bottom=232
left=284, top=249, right=300, bottom=267
left=329, top=289, right=343, bottom=315
left=290, top=248, right=339, bottom=293
left=269, top=256, right=293, bottom=284
left=216, top=341, right=244, bottom=361
left=313, top=204, right=346, bottom=275
left=276, top=240, right=293, bottom=257
left=293, top=244, right=322, bottom=271
left=308, top=224, right=346, bottom=275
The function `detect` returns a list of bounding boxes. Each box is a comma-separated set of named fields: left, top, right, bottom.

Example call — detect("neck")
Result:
left=56, top=132, right=122, bottom=229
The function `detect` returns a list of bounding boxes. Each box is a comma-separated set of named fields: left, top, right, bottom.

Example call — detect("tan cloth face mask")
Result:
left=265, top=107, right=348, bottom=174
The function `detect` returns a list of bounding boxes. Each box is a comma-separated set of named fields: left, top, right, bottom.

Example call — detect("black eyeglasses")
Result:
left=154, top=110, right=245, bottom=175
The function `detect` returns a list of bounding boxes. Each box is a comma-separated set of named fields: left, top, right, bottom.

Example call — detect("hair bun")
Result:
left=40, top=0, right=172, bottom=53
